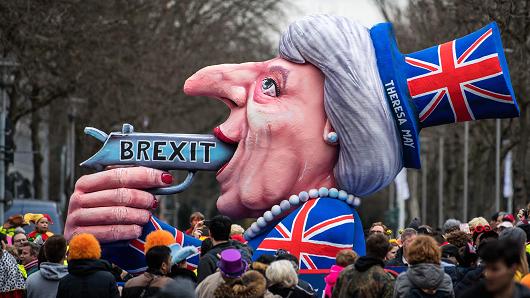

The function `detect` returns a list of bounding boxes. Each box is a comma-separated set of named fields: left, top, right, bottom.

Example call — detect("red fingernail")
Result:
left=161, top=173, right=173, bottom=184
left=152, top=200, right=159, bottom=209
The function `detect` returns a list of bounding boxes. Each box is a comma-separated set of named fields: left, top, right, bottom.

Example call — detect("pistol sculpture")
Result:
left=81, top=123, right=236, bottom=195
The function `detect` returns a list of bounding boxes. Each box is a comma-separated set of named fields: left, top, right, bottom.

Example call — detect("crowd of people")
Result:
left=4, top=209, right=530, bottom=298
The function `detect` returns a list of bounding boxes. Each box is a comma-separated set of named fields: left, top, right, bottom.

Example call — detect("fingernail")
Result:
left=152, top=199, right=159, bottom=209
left=161, top=173, right=173, bottom=184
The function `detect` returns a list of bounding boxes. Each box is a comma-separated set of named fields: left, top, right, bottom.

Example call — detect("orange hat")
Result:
left=24, top=213, right=53, bottom=225
left=68, top=233, right=101, bottom=261
left=144, top=230, right=175, bottom=253
left=521, top=273, right=530, bottom=289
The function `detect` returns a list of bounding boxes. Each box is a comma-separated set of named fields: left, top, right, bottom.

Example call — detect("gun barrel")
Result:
left=80, top=132, right=236, bottom=172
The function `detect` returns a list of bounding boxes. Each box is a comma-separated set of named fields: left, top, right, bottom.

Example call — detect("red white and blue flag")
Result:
left=404, top=24, right=518, bottom=127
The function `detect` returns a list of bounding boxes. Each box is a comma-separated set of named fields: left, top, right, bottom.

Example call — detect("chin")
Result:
left=216, top=191, right=268, bottom=219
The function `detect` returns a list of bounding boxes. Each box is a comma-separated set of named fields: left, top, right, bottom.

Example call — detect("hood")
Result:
left=39, top=262, right=69, bottom=280
left=68, top=259, right=112, bottom=276
left=354, top=256, right=384, bottom=272
left=407, top=263, right=445, bottom=289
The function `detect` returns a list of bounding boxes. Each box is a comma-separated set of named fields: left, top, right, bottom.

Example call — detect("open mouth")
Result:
left=213, top=97, right=240, bottom=177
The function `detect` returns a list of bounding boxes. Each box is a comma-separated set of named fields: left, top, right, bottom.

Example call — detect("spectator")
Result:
left=472, top=224, right=494, bottom=246
left=0, top=215, right=27, bottom=238
left=12, top=231, right=28, bottom=250
left=444, top=230, right=470, bottom=249
left=200, top=238, right=214, bottom=257
left=275, top=253, right=316, bottom=296
left=468, top=217, right=489, bottom=233
left=23, top=213, right=54, bottom=242
left=333, top=233, right=394, bottom=298
left=214, top=270, right=268, bottom=298
left=0, top=249, right=25, bottom=297
left=57, top=233, right=119, bottom=298
left=197, top=215, right=251, bottom=282
left=442, top=219, right=462, bottom=238
left=122, top=245, right=174, bottom=298
left=196, top=248, right=248, bottom=298
left=266, top=260, right=308, bottom=297
left=186, top=212, right=205, bottom=235
left=418, top=225, right=434, bottom=236
left=393, top=235, right=453, bottom=298
left=324, top=249, right=358, bottom=298
left=155, top=277, right=196, bottom=298
left=168, top=244, right=199, bottom=284
left=26, top=235, right=68, bottom=298
left=230, top=224, right=246, bottom=243
left=18, top=242, right=39, bottom=276
left=385, top=239, right=400, bottom=261
left=498, top=221, right=514, bottom=233
left=491, top=212, right=507, bottom=229
left=460, top=239, right=530, bottom=298
left=369, top=222, right=389, bottom=235
left=499, top=227, right=529, bottom=281
left=386, top=228, right=417, bottom=267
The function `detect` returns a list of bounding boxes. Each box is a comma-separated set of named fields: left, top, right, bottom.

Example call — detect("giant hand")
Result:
left=64, top=167, right=172, bottom=242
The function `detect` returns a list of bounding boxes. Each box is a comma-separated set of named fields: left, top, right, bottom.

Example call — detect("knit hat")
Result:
left=68, top=233, right=101, bottom=260
left=24, top=213, right=53, bottom=225
left=144, top=230, right=175, bottom=253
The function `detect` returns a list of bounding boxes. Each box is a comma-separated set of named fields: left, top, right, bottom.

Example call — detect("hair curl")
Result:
left=405, top=235, right=441, bottom=265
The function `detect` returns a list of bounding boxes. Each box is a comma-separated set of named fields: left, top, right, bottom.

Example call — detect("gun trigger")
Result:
left=84, top=127, right=108, bottom=143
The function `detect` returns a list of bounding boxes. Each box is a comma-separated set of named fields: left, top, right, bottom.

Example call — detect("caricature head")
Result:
left=184, top=16, right=402, bottom=218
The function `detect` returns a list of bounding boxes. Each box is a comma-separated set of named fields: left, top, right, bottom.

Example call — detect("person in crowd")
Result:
left=122, top=245, right=174, bottom=298
left=275, top=252, right=316, bottom=296
left=332, top=233, right=394, bottom=298
left=196, top=248, right=248, bottom=298
left=471, top=223, right=494, bottom=247
left=110, top=263, right=133, bottom=284
left=57, top=233, right=119, bottom=298
left=386, top=228, right=417, bottom=267
left=499, top=227, right=529, bottom=281
left=185, top=212, right=205, bottom=235
left=23, top=213, right=53, bottom=242
left=443, top=219, right=462, bottom=239
left=265, top=259, right=310, bottom=298
left=18, top=242, right=39, bottom=276
left=393, top=235, right=453, bottom=298
left=0, top=248, right=25, bottom=298
left=155, top=277, right=197, bottom=298
left=214, top=270, right=269, bottom=298
left=417, top=225, right=434, bottom=236
left=498, top=221, right=514, bottom=232
left=230, top=224, right=246, bottom=243
left=491, top=212, right=507, bottom=229
left=386, top=239, right=400, bottom=261
left=168, top=244, right=199, bottom=284
left=369, top=222, right=389, bottom=235
left=12, top=231, right=28, bottom=250
left=461, top=239, right=530, bottom=298
left=324, top=249, right=358, bottom=298
left=0, top=215, right=27, bottom=238
left=26, top=235, right=68, bottom=298
left=197, top=215, right=251, bottom=282
left=468, top=217, right=489, bottom=234
left=445, top=230, right=470, bottom=249
left=200, top=238, right=214, bottom=257
left=251, top=254, right=276, bottom=277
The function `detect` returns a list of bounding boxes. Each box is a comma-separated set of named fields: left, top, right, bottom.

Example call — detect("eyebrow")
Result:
left=268, top=65, right=290, bottom=90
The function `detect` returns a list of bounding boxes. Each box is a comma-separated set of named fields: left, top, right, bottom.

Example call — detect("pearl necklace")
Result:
left=244, top=187, right=361, bottom=240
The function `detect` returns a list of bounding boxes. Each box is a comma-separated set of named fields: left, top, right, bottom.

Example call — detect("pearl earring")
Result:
left=326, top=132, right=338, bottom=144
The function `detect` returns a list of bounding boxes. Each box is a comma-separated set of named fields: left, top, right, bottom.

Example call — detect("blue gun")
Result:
left=80, top=123, right=236, bottom=195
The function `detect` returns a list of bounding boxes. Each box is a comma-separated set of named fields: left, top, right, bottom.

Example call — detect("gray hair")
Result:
left=443, top=219, right=462, bottom=234
left=401, top=228, right=418, bottom=242
left=266, top=260, right=298, bottom=288
left=279, top=15, right=402, bottom=196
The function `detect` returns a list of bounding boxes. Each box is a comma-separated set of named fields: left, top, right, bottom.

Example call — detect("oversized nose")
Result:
left=183, top=62, right=261, bottom=107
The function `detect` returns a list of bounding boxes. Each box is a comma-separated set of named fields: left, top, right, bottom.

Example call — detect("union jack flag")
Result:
left=254, top=198, right=356, bottom=273
left=404, top=25, right=518, bottom=127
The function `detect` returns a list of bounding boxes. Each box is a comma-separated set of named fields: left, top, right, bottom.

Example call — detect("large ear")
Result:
left=323, top=118, right=338, bottom=146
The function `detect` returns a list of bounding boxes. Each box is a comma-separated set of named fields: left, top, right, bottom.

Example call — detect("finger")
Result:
left=76, top=167, right=172, bottom=193
left=68, top=207, right=151, bottom=226
left=69, top=225, right=143, bottom=243
left=74, top=188, right=156, bottom=209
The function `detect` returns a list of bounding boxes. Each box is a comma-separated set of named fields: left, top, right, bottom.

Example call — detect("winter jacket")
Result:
left=0, top=250, right=25, bottom=293
left=196, top=271, right=225, bottom=298
left=122, top=272, right=173, bottom=298
left=459, top=280, right=530, bottom=298
left=56, top=259, right=120, bottom=298
left=324, top=265, right=344, bottom=297
left=393, top=263, right=454, bottom=298
left=454, top=265, right=483, bottom=297
left=26, top=262, right=68, bottom=298
left=268, top=282, right=315, bottom=298
left=168, top=267, right=198, bottom=285
left=197, top=240, right=252, bottom=283
left=333, top=256, right=395, bottom=298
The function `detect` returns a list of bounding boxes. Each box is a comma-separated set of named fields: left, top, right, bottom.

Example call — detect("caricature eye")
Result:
left=261, top=78, right=280, bottom=97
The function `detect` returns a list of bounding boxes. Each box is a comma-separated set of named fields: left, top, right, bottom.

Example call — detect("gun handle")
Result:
left=147, top=171, right=196, bottom=195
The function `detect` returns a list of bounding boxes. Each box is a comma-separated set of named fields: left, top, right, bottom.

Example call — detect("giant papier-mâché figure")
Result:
left=64, top=15, right=519, bottom=290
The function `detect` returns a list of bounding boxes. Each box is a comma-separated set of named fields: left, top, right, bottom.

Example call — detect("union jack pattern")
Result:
left=404, top=25, right=518, bottom=127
